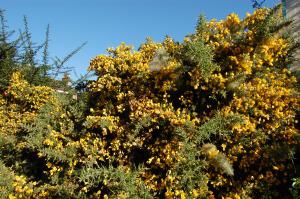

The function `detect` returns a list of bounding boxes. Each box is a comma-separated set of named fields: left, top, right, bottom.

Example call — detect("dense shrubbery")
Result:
left=0, top=5, right=299, bottom=198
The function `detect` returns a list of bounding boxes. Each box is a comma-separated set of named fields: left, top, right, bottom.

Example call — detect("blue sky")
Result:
left=1, top=0, right=280, bottom=79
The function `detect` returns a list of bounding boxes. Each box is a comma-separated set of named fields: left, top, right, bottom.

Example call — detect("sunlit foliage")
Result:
left=0, top=5, right=299, bottom=198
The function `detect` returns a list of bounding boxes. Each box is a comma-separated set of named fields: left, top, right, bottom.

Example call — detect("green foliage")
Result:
left=0, top=161, right=14, bottom=199
left=79, top=165, right=152, bottom=198
left=291, top=177, right=300, bottom=199
left=180, top=40, right=219, bottom=78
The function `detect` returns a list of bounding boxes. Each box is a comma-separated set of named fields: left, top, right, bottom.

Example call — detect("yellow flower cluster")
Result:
left=7, top=72, right=56, bottom=110
left=0, top=72, right=79, bottom=198
left=0, top=72, right=60, bottom=152
left=244, top=9, right=269, bottom=26
left=223, top=71, right=298, bottom=181
left=256, top=37, right=288, bottom=67
left=163, top=7, right=298, bottom=197
left=8, top=175, right=51, bottom=199
left=85, top=8, right=298, bottom=196
left=1, top=6, right=298, bottom=198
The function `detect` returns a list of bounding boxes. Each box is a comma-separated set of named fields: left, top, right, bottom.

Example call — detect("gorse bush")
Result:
left=0, top=9, right=87, bottom=91
left=0, top=5, right=299, bottom=199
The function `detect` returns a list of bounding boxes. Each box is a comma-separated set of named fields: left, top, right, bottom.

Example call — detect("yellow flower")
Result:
left=8, top=194, right=16, bottom=199
left=43, top=138, right=54, bottom=146
left=192, top=189, right=199, bottom=197
left=180, top=191, right=186, bottom=199
left=221, top=144, right=226, bottom=151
